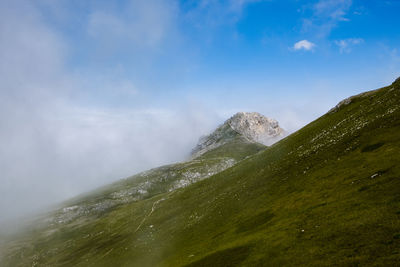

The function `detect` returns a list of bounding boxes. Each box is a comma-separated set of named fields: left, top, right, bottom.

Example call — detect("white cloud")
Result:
left=293, top=40, right=316, bottom=51
left=335, top=38, right=364, bottom=53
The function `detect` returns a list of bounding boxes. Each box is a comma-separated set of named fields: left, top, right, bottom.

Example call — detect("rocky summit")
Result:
left=191, top=112, right=285, bottom=158
left=227, top=112, right=285, bottom=144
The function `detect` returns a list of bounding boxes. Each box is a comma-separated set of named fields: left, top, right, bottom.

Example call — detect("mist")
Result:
left=0, top=102, right=224, bottom=222
left=0, top=0, right=222, bottom=223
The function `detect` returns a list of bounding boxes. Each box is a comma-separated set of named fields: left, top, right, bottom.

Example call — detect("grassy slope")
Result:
left=63, top=135, right=265, bottom=207
left=2, top=82, right=400, bottom=266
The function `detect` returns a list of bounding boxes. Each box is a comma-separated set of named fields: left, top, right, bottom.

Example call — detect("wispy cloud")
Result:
left=313, top=0, right=352, bottom=21
left=184, top=0, right=263, bottom=28
left=293, top=40, right=316, bottom=51
left=302, top=0, right=352, bottom=37
left=335, top=38, right=364, bottom=53
left=87, top=0, right=178, bottom=50
left=229, top=0, right=264, bottom=12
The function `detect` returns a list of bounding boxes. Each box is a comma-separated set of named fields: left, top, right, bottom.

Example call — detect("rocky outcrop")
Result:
left=227, top=112, right=284, bottom=144
left=191, top=112, right=285, bottom=158
left=328, top=97, right=353, bottom=113
left=329, top=88, right=381, bottom=114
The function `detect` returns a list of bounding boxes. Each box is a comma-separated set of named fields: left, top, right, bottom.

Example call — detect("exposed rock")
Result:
left=329, top=88, right=380, bottom=114
left=227, top=112, right=284, bottom=144
left=329, top=97, right=353, bottom=113
left=191, top=112, right=285, bottom=158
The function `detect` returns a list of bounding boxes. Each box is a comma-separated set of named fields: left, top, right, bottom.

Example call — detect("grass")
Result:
left=1, top=81, right=400, bottom=266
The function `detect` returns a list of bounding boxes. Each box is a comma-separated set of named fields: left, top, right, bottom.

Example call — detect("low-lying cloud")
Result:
left=0, top=101, right=221, bottom=222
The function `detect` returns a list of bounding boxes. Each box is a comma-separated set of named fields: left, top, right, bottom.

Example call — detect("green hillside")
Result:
left=1, top=80, right=400, bottom=266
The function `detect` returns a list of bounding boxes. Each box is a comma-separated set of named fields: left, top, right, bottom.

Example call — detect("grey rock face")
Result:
left=227, top=112, right=285, bottom=144
left=191, top=112, right=285, bottom=158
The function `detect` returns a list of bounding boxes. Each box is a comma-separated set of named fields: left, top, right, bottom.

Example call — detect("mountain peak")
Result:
left=227, top=112, right=284, bottom=144
left=191, top=112, right=285, bottom=158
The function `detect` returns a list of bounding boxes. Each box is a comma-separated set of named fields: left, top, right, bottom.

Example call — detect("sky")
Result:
left=0, top=0, right=399, bottom=222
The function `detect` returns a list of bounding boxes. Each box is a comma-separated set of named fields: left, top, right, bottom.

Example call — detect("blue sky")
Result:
left=0, top=0, right=399, bottom=221
left=32, top=0, right=400, bottom=116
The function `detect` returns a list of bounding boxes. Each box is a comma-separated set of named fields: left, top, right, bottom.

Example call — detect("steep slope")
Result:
left=1, top=80, right=400, bottom=266
left=44, top=136, right=265, bottom=227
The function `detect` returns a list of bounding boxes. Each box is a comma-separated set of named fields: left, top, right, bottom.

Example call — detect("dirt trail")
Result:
left=133, top=189, right=178, bottom=233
